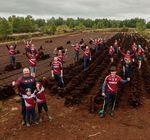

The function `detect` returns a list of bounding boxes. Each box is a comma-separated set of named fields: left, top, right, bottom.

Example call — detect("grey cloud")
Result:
left=0, top=0, right=149, bottom=20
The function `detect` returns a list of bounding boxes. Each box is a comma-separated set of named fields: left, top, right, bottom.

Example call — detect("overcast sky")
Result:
left=0, top=0, right=149, bottom=21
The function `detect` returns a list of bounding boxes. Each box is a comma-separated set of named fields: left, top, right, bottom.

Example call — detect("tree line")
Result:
left=0, top=15, right=150, bottom=38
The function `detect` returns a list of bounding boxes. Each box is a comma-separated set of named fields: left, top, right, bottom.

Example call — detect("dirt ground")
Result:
left=0, top=32, right=150, bottom=140
left=0, top=90, right=150, bottom=140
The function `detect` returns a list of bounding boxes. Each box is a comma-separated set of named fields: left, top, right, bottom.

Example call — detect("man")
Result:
left=137, top=45, right=144, bottom=69
left=113, top=40, right=119, bottom=54
left=51, top=57, right=64, bottom=88
left=54, top=48, right=67, bottom=67
left=132, top=42, right=138, bottom=55
left=6, top=43, right=17, bottom=69
left=71, top=43, right=81, bottom=62
left=109, top=46, right=115, bottom=63
left=30, top=44, right=37, bottom=55
left=83, top=46, right=91, bottom=72
left=90, top=38, right=99, bottom=53
left=99, top=66, right=130, bottom=118
left=119, top=48, right=134, bottom=79
left=26, top=51, right=42, bottom=77
left=12, top=68, right=36, bottom=125
left=23, top=40, right=32, bottom=53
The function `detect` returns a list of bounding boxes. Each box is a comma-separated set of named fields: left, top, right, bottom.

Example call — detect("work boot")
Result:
left=33, top=121, right=39, bottom=125
left=21, top=120, right=26, bottom=126
left=26, top=123, right=30, bottom=127
left=39, top=118, right=42, bottom=122
left=109, top=110, right=114, bottom=117
left=98, top=109, right=105, bottom=118
left=99, top=113, right=105, bottom=118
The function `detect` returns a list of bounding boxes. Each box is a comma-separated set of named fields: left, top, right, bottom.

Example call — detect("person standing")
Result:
left=51, top=57, right=64, bottom=88
left=6, top=43, right=17, bottom=69
left=26, top=51, right=42, bottom=77
left=82, top=46, right=91, bottom=72
left=34, top=81, right=52, bottom=122
left=137, top=45, right=144, bottom=69
left=72, top=43, right=81, bottom=62
left=109, top=46, right=115, bottom=63
left=22, top=88, right=38, bottom=127
left=12, top=68, right=36, bottom=125
left=99, top=66, right=130, bottom=118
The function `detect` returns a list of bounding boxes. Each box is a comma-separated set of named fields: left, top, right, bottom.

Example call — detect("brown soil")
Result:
left=0, top=32, right=150, bottom=140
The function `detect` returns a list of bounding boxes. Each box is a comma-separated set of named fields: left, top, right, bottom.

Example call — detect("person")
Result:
left=131, top=42, right=138, bottom=62
left=71, top=43, right=81, bottom=62
left=82, top=46, right=91, bottom=72
left=98, top=38, right=104, bottom=50
left=99, top=66, right=130, bottom=118
left=23, top=40, right=32, bottom=53
left=34, top=81, right=52, bottom=122
left=51, top=57, right=64, bottom=88
left=26, top=51, right=42, bottom=77
left=12, top=68, right=36, bottom=125
left=90, top=38, right=99, bottom=53
left=22, top=88, right=38, bottom=127
left=113, top=40, right=119, bottom=54
left=137, top=45, right=144, bottom=69
left=109, top=46, right=115, bottom=63
left=119, top=48, right=134, bottom=79
left=30, top=44, right=37, bottom=55
left=54, top=48, right=67, bottom=67
left=6, top=43, right=17, bottom=69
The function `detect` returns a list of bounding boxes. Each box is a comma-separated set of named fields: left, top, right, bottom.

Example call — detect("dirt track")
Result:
left=0, top=32, right=150, bottom=140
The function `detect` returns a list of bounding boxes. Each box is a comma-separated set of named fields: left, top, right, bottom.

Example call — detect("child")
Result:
left=34, top=82, right=52, bottom=122
left=22, top=88, right=38, bottom=127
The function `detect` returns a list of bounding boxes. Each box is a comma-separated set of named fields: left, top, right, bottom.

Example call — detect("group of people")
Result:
left=99, top=40, right=145, bottom=118
left=109, top=40, right=144, bottom=77
left=9, top=37, right=107, bottom=127
left=12, top=68, right=52, bottom=127
left=9, top=35, right=145, bottom=126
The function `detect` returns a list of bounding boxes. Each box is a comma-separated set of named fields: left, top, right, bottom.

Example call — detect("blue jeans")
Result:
left=84, top=57, right=90, bottom=71
left=54, top=74, right=64, bottom=88
left=26, top=108, right=36, bottom=123
left=9, top=55, right=16, bottom=67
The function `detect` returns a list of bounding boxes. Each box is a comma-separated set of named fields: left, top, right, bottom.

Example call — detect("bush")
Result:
left=42, top=24, right=56, bottom=35
left=0, top=18, right=12, bottom=39
left=56, top=25, right=70, bottom=34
